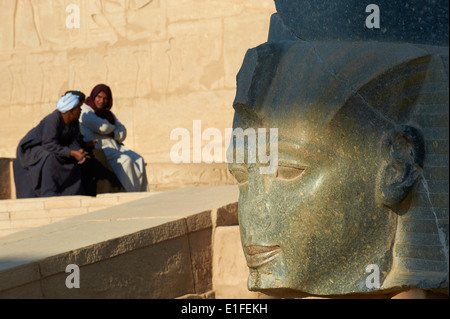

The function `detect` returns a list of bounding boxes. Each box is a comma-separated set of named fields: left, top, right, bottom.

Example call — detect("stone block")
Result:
left=81, top=196, right=119, bottom=208
left=87, top=206, right=109, bottom=213
left=43, top=197, right=83, bottom=210
left=212, top=226, right=271, bottom=299
left=188, top=228, right=213, bottom=294
left=216, top=203, right=239, bottom=227
left=0, top=229, right=21, bottom=238
left=23, top=216, right=213, bottom=298
left=49, top=217, right=69, bottom=224
left=0, top=280, right=43, bottom=299
left=0, top=220, right=10, bottom=230
left=10, top=209, right=50, bottom=220
left=115, top=193, right=154, bottom=203
left=0, top=262, right=41, bottom=293
left=4, top=199, right=45, bottom=212
left=48, top=207, right=89, bottom=218
left=0, top=202, right=8, bottom=213
left=185, top=210, right=212, bottom=233
left=0, top=186, right=240, bottom=297
left=40, top=235, right=196, bottom=298
left=9, top=217, right=52, bottom=229
left=0, top=158, right=12, bottom=200
left=0, top=211, right=9, bottom=221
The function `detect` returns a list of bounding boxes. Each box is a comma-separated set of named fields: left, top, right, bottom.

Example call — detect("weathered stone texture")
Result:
left=0, top=0, right=275, bottom=191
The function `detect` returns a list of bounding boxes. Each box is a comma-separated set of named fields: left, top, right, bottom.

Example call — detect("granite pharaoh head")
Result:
left=229, top=40, right=449, bottom=296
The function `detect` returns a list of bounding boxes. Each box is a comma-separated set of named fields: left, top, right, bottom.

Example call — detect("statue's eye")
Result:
left=275, top=165, right=305, bottom=180
left=230, top=168, right=249, bottom=185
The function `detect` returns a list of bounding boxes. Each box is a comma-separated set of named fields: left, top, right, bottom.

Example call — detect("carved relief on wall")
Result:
left=87, top=0, right=165, bottom=43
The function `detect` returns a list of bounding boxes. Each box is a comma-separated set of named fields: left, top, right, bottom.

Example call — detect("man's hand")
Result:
left=70, top=149, right=90, bottom=164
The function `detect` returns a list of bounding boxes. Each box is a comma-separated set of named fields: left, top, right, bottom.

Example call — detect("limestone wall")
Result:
left=0, top=0, right=275, bottom=189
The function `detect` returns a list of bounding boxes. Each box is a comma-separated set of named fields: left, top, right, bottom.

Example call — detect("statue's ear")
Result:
left=376, top=125, right=425, bottom=209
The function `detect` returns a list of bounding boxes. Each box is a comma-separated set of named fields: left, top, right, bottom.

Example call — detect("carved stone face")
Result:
left=229, top=41, right=431, bottom=296
left=230, top=114, right=398, bottom=296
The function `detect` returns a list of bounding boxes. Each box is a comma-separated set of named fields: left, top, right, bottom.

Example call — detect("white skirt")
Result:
left=102, top=143, right=149, bottom=192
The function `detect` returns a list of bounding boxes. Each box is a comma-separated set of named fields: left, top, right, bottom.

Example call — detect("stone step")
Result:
left=0, top=192, right=155, bottom=237
left=0, top=185, right=240, bottom=299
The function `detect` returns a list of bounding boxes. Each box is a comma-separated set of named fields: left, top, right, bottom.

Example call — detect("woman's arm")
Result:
left=80, top=105, right=116, bottom=135
left=112, top=114, right=127, bottom=143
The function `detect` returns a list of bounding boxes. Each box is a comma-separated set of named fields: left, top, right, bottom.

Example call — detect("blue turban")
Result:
left=57, top=92, right=82, bottom=113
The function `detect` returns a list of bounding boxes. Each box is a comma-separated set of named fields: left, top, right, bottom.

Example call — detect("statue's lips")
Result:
left=244, top=245, right=281, bottom=269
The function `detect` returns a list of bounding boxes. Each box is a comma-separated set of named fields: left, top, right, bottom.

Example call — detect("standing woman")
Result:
left=80, top=84, right=149, bottom=192
left=13, top=91, right=88, bottom=198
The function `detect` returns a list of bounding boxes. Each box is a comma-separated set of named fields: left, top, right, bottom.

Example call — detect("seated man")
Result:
left=80, top=84, right=149, bottom=192
left=14, top=91, right=88, bottom=198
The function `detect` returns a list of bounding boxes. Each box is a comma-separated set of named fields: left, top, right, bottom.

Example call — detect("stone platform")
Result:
left=0, top=192, right=155, bottom=237
left=0, top=185, right=270, bottom=299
